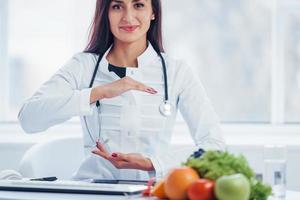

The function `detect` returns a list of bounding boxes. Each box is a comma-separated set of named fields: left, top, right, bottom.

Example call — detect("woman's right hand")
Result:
left=90, top=76, right=157, bottom=103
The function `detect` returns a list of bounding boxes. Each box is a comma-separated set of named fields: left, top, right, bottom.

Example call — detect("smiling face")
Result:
left=108, top=0, right=155, bottom=44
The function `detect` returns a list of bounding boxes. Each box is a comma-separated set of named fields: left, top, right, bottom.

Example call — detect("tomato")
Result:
left=187, top=179, right=216, bottom=200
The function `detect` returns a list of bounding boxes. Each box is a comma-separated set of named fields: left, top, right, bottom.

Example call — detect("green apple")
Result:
left=215, top=173, right=250, bottom=200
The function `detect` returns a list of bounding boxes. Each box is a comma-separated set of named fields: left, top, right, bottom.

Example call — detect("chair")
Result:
left=19, top=136, right=84, bottom=180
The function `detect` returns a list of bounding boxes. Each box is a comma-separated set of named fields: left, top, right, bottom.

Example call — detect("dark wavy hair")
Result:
left=84, top=0, right=164, bottom=55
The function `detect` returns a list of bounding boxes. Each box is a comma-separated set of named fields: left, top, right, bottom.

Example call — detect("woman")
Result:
left=18, top=0, right=225, bottom=181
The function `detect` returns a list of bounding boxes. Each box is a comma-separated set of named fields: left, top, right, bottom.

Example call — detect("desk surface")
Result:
left=0, top=190, right=150, bottom=200
left=0, top=190, right=300, bottom=200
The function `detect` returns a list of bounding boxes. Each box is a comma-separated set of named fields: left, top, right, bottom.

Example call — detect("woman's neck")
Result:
left=107, top=39, right=147, bottom=68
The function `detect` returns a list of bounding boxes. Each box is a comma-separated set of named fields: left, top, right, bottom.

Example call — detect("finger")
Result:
left=109, top=152, right=128, bottom=161
left=127, top=79, right=153, bottom=92
left=144, top=87, right=158, bottom=94
left=108, top=153, right=143, bottom=169
left=123, top=77, right=157, bottom=94
left=96, top=141, right=109, bottom=154
left=115, top=153, right=129, bottom=161
left=91, top=149, right=110, bottom=159
left=109, top=156, right=124, bottom=162
left=134, top=83, right=157, bottom=94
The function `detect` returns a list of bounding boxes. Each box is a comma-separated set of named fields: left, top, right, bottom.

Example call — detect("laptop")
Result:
left=0, top=179, right=148, bottom=195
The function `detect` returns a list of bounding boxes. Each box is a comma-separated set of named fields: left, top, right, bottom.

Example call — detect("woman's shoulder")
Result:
left=161, top=53, right=190, bottom=73
left=71, top=52, right=98, bottom=66
left=57, top=52, right=98, bottom=88
left=60, top=52, right=97, bottom=73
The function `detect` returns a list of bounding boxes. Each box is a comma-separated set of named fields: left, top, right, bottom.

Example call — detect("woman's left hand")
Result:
left=91, top=141, right=154, bottom=171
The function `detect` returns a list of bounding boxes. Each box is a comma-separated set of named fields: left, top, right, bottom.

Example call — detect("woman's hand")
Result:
left=91, top=141, right=154, bottom=171
left=90, top=76, right=157, bottom=103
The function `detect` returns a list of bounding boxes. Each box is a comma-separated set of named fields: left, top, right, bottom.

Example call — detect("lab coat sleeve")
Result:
left=177, top=60, right=226, bottom=151
left=18, top=54, right=93, bottom=133
left=145, top=60, right=226, bottom=180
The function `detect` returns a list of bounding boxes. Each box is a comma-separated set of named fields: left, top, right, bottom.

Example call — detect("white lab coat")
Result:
left=18, top=43, right=225, bottom=181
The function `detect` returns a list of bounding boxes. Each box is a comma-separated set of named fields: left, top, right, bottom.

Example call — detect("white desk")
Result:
left=0, top=191, right=299, bottom=200
left=0, top=191, right=150, bottom=200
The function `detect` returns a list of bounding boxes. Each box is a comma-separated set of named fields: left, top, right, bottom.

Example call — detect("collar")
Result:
left=94, top=42, right=160, bottom=103
left=136, top=42, right=158, bottom=68
left=98, top=42, right=158, bottom=75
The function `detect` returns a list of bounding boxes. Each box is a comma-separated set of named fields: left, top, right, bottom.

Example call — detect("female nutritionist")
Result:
left=18, top=0, right=225, bottom=181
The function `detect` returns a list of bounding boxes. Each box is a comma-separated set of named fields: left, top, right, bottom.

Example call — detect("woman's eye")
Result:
left=134, top=3, right=145, bottom=9
left=112, top=4, right=122, bottom=10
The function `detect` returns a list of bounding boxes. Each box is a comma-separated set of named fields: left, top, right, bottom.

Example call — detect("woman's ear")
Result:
left=151, top=13, right=155, bottom=20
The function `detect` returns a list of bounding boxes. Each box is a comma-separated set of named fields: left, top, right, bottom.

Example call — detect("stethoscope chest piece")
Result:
left=159, top=100, right=173, bottom=117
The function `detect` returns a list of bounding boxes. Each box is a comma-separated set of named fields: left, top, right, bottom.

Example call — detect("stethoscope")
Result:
left=83, top=46, right=173, bottom=146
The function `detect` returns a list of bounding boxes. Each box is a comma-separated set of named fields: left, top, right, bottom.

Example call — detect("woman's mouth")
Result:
left=120, top=25, right=139, bottom=32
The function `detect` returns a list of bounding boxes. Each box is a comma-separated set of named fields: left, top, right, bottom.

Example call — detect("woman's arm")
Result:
left=90, top=76, right=157, bottom=104
left=18, top=54, right=92, bottom=133
left=92, top=141, right=154, bottom=171
left=18, top=54, right=157, bottom=133
left=143, top=60, right=226, bottom=179
left=177, top=60, right=226, bottom=150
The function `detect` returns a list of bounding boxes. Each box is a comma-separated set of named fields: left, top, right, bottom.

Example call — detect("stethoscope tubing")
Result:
left=84, top=46, right=171, bottom=145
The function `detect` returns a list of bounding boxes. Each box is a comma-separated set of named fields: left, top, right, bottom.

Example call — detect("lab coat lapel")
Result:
left=137, top=43, right=158, bottom=69
left=97, top=46, right=120, bottom=82
left=96, top=43, right=159, bottom=103
left=124, top=43, right=159, bottom=103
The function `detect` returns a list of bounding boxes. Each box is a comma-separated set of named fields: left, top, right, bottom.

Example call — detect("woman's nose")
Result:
left=122, top=9, right=135, bottom=23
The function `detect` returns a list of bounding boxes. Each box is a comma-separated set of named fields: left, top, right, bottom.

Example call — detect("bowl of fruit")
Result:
left=150, top=149, right=272, bottom=200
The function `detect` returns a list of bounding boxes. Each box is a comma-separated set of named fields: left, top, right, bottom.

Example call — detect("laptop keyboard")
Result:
left=0, top=179, right=148, bottom=193
left=9, top=180, right=116, bottom=189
